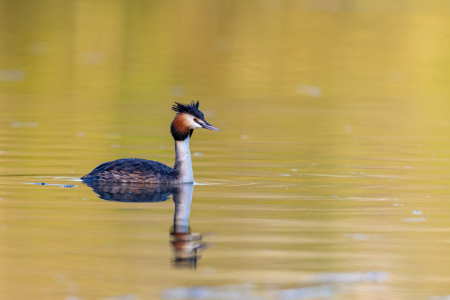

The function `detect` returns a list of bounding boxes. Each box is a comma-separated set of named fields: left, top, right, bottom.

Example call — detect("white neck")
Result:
left=174, top=136, right=194, bottom=183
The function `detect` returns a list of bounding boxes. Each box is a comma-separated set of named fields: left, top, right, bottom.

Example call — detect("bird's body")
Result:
left=81, top=102, right=219, bottom=184
left=81, top=158, right=175, bottom=183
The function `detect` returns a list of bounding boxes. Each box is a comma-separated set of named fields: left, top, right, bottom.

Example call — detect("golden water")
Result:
left=1, top=1, right=450, bottom=299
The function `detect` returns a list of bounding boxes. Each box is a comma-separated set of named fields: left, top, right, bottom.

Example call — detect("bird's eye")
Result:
left=193, top=118, right=198, bottom=123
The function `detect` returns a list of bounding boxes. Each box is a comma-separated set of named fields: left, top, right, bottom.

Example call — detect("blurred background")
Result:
left=3, top=1, right=450, bottom=109
left=2, top=1, right=450, bottom=300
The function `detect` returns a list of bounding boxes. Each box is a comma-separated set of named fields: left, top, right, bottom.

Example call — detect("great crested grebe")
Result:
left=81, top=101, right=220, bottom=183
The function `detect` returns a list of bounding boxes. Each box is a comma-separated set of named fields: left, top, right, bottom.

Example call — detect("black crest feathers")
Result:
left=172, top=101, right=204, bottom=119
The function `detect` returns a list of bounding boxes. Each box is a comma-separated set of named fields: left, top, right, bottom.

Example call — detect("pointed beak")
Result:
left=201, top=121, right=220, bottom=132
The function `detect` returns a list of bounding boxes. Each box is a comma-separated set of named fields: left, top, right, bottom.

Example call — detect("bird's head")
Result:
left=170, top=101, right=220, bottom=141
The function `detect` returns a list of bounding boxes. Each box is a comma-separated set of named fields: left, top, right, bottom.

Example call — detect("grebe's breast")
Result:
left=81, top=158, right=177, bottom=183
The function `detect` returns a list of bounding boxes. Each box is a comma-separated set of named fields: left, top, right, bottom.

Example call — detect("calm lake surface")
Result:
left=2, top=1, right=450, bottom=300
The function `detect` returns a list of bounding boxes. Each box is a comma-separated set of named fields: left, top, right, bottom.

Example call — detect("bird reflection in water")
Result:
left=170, top=183, right=210, bottom=269
left=83, top=181, right=209, bottom=269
